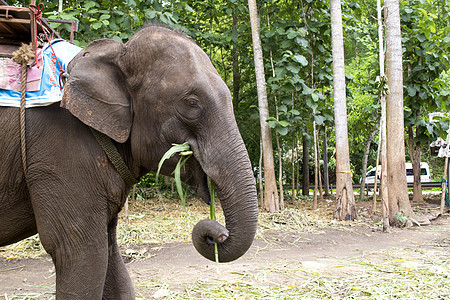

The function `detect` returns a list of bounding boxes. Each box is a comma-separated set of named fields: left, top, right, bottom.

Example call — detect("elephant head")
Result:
left=61, top=25, right=258, bottom=262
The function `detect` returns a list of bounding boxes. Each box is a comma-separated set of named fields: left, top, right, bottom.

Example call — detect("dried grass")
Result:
left=117, top=197, right=224, bottom=246
left=0, top=233, right=46, bottom=259
left=0, top=196, right=395, bottom=259
left=1, top=196, right=449, bottom=300
left=133, top=246, right=449, bottom=299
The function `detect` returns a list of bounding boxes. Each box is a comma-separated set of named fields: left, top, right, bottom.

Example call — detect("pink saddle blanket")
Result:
left=0, top=49, right=43, bottom=92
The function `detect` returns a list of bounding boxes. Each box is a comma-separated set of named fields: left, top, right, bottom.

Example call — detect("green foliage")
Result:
left=335, top=1, right=381, bottom=178
left=27, top=0, right=450, bottom=190
left=42, top=0, right=184, bottom=46
left=208, top=178, right=219, bottom=265
left=156, top=144, right=219, bottom=263
left=252, top=0, right=336, bottom=186
left=156, top=143, right=192, bottom=207
left=401, top=0, right=450, bottom=143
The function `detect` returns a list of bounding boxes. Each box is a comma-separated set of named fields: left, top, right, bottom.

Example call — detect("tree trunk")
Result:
left=360, top=129, right=379, bottom=200
left=259, top=139, right=264, bottom=207
left=313, top=117, right=319, bottom=210
left=248, top=0, right=279, bottom=212
left=267, top=18, right=284, bottom=210
left=276, top=129, right=285, bottom=209
left=317, top=128, right=324, bottom=202
left=297, top=147, right=301, bottom=195
left=385, top=0, right=415, bottom=223
left=302, top=131, right=310, bottom=196
left=371, top=124, right=381, bottom=212
left=378, top=0, right=390, bottom=232
left=440, top=155, right=449, bottom=215
left=408, top=125, right=423, bottom=202
left=323, top=129, right=330, bottom=196
left=380, top=95, right=391, bottom=231
left=330, top=0, right=357, bottom=220
left=291, top=135, right=297, bottom=203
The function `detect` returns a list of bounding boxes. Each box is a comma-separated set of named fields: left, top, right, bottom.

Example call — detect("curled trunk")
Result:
left=190, top=129, right=258, bottom=262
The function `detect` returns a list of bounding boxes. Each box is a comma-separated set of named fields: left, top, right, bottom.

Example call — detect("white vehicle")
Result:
left=364, top=162, right=431, bottom=184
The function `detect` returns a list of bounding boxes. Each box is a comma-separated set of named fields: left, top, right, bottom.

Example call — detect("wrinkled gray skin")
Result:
left=0, top=26, right=258, bottom=299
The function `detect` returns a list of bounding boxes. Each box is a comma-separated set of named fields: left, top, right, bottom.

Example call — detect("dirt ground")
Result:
left=1, top=196, right=449, bottom=299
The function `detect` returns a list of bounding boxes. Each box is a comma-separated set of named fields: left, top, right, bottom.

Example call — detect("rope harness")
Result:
left=10, top=43, right=34, bottom=185
left=90, top=128, right=139, bottom=186
left=28, top=3, right=44, bottom=68
left=19, top=60, right=29, bottom=184
left=12, top=3, right=61, bottom=185
left=29, top=3, right=68, bottom=90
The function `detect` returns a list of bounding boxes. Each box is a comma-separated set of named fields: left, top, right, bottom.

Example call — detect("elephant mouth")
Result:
left=183, top=158, right=211, bottom=205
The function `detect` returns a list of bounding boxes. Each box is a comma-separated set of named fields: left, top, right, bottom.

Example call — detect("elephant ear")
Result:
left=61, top=39, right=131, bottom=143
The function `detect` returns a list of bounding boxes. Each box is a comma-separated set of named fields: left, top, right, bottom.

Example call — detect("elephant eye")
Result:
left=177, top=96, right=203, bottom=122
left=187, top=98, right=198, bottom=107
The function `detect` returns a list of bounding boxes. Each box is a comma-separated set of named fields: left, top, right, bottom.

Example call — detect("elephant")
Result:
left=0, top=25, right=258, bottom=299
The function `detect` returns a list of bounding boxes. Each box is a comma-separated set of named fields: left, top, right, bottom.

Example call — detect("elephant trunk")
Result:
left=191, top=129, right=258, bottom=262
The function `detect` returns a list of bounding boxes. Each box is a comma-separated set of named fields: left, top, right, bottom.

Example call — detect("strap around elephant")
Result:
left=90, top=128, right=139, bottom=186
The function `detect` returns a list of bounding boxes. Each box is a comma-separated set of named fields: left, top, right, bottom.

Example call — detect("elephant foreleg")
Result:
left=35, top=217, right=109, bottom=299
left=102, top=217, right=135, bottom=300
left=52, top=245, right=109, bottom=299
left=30, top=189, right=110, bottom=299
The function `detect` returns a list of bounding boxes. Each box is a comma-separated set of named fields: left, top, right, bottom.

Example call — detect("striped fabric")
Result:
left=0, top=40, right=82, bottom=108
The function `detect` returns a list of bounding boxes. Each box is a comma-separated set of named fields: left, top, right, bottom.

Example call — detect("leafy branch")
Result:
left=157, top=143, right=219, bottom=265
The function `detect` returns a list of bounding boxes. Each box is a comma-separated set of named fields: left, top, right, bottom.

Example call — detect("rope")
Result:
left=14, top=2, right=45, bottom=185
left=29, top=3, right=44, bottom=68
left=20, top=63, right=29, bottom=185
left=12, top=46, right=34, bottom=188
left=90, top=128, right=138, bottom=186
left=29, top=3, right=68, bottom=90
left=14, top=2, right=67, bottom=186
